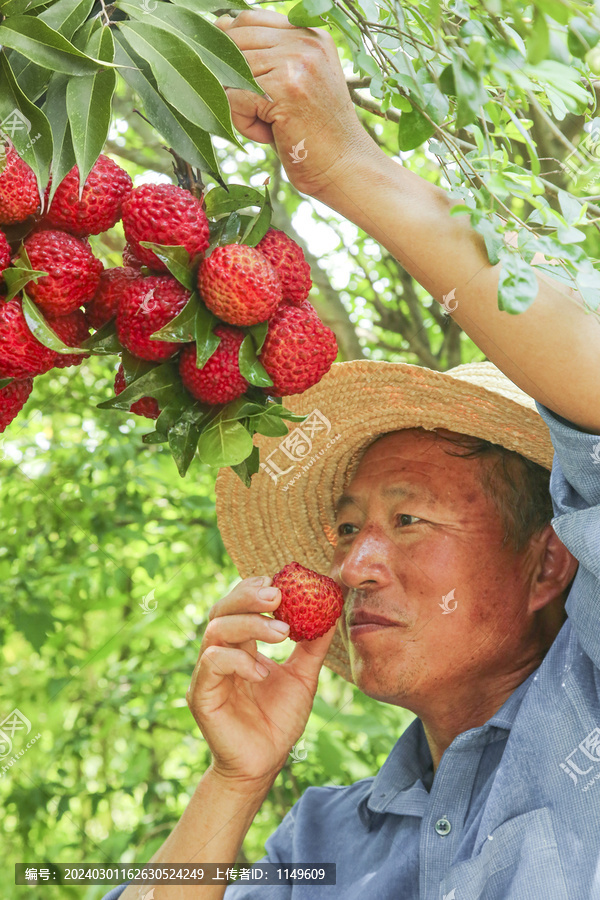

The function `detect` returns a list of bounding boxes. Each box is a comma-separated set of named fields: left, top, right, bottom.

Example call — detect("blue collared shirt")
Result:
left=103, top=402, right=600, bottom=900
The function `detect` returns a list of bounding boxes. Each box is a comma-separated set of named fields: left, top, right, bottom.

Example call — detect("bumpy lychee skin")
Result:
left=0, top=230, right=10, bottom=276
left=117, top=274, right=190, bottom=361
left=0, top=146, right=39, bottom=223
left=85, top=266, right=140, bottom=330
left=259, top=301, right=338, bottom=397
left=46, top=310, right=90, bottom=369
left=0, top=298, right=57, bottom=378
left=179, top=325, right=249, bottom=405
left=45, top=154, right=132, bottom=237
left=272, top=562, right=344, bottom=642
left=114, top=363, right=160, bottom=420
left=198, top=244, right=282, bottom=326
left=23, top=230, right=103, bottom=316
left=0, top=377, right=34, bottom=433
left=256, top=229, right=312, bottom=305
left=122, top=183, right=209, bottom=271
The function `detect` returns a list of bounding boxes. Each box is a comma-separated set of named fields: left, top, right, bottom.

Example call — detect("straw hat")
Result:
left=215, top=359, right=554, bottom=684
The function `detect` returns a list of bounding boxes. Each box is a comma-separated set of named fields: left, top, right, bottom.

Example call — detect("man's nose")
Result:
left=337, top=524, right=393, bottom=591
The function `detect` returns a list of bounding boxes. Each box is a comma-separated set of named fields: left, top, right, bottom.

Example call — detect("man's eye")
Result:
left=397, top=514, right=421, bottom=527
left=337, top=522, right=357, bottom=536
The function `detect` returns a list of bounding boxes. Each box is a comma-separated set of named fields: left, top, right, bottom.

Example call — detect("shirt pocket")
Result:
left=438, top=807, right=569, bottom=900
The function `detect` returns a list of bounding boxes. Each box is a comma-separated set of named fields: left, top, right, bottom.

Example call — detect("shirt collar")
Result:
left=359, top=666, right=539, bottom=824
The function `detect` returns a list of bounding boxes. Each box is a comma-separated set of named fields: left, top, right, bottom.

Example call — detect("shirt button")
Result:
left=434, top=817, right=452, bottom=836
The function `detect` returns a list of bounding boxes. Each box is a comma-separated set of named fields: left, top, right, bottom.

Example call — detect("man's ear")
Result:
left=527, top=524, right=579, bottom=614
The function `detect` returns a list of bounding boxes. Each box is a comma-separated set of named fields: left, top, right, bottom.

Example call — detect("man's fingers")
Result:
left=216, top=10, right=297, bottom=35
left=208, top=575, right=280, bottom=620
left=192, top=646, right=268, bottom=700
left=203, top=613, right=289, bottom=649
left=283, top=623, right=339, bottom=683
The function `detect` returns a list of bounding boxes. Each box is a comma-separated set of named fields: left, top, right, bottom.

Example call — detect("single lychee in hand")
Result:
left=198, top=244, right=282, bottom=326
left=122, top=183, right=209, bottom=271
left=179, top=325, right=249, bottom=405
left=272, top=562, right=344, bottom=642
left=256, top=229, right=311, bottom=305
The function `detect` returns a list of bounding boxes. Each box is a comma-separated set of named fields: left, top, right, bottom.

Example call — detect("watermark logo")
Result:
left=441, top=288, right=458, bottom=316
left=140, top=0, right=158, bottom=10
left=439, top=588, right=457, bottom=614
left=0, top=708, right=31, bottom=760
left=290, top=738, right=307, bottom=763
left=259, top=409, right=341, bottom=489
left=443, top=890, right=456, bottom=900
left=139, top=588, right=158, bottom=614
left=142, top=890, right=156, bottom=900
left=289, top=139, right=307, bottom=164
left=590, top=441, right=600, bottom=465
left=561, top=119, right=600, bottom=191
left=560, top=726, right=600, bottom=791
left=139, top=288, right=158, bottom=314
left=0, top=109, right=31, bottom=140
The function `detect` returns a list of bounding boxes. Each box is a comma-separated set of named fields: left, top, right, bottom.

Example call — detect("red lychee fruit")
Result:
left=85, top=266, right=140, bottom=330
left=0, top=230, right=10, bottom=276
left=44, top=154, right=132, bottom=237
left=114, top=363, right=160, bottom=420
left=271, top=562, right=344, bottom=642
left=259, top=300, right=337, bottom=396
left=0, top=298, right=57, bottom=378
left=23, top=230, right=103, bottom=316
left=0, top=145, right=39, bottom=224
left=198, top=244, right=282, bottom=326
left=178, top=325, right=249, bottom=404
left=121, top=183, right=209, bottom=271
left=46, top=310, right=90, bottom=369
left=116, top=274, right=190, bottom=361
left=0, top=377, right=34, bottom=434
left=256, top=229, right=311, bottom=305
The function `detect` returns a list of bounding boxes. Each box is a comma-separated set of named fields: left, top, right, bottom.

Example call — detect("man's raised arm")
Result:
left=217, top=10, right=600, bottom=435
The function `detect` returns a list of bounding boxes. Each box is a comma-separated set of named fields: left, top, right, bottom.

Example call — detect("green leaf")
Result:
left=397, top=107, right=436, bottom=151
left=67, top=26, right=116, bottom=193
left=113, top=33, right=220, bottom=178
left=194, top=303, right=221, bottom=369
left=0, top=377, right=14, bottom=389
left=21, top=294, right=88, bottom=354
left=288, top=0, right=332, bottom=26
left=204, top=184, right=264, bottom=217
left=172, top=0, right=250, bottom=12
left=238, top=335, right=273, bottom=387
left=121, top=349, right=157, bottom=383
left=139, top=243, right=194, bottom=291
left=40, top=0, right=95, bottom=37
left=97, top=360, right=188, bottom=410
left=150, top=291, right=199, bottom=342
left=247, top=320, right=268, bottom=354
left=117, top=1, right=261, bottom=95
left=452, top=58, right=487, bottom=129
left=0, top=55, right=53, bottom=193
left=241, top=186, right=272, bottom=246
left=230, top=444, right=260, bottom=487
left=568, top=16, right=600, bottom=59
left=197, top=416, right=254, bottom=467
left=527, top=10, right=549, bottom=64
left=168, top=412, right=203, bottom=476
left=3, top=266, right=48, bottom=302
left=118, top=22, right=240, bottom=145
left=42, top=74, right=76, bottom=206
left=0, top=0, right=51, bottom=14
left=250, top=412, right=289, bottom=437
left=81, top=319, right=124, bottom=355
left=497, top=252, right=539, bottom=314
left=0, top=17, right=115, bottom=75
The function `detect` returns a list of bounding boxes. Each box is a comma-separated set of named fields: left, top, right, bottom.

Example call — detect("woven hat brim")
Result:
left=215, top=360, right=554, bottom=684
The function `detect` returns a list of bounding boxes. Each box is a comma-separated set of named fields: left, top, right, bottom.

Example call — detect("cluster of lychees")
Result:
left=0, top=147, right=338, bottom=444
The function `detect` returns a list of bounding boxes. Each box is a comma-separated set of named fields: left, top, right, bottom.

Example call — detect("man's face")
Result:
left=330, top=428, right=543, bottom=713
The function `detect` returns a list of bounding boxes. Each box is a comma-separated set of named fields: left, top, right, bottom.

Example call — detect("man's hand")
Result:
left=216, top=10, right=378, bottom=197
left=187, top=574, right=337, bottom=788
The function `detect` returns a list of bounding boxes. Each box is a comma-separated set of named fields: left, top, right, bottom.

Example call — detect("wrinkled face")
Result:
left=330, top=428, right=539, bottom=709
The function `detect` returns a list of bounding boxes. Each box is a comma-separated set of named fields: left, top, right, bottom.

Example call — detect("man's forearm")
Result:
left=120, top=767, right=273, bottom=900
left=315, top=141, right=600, bottom=434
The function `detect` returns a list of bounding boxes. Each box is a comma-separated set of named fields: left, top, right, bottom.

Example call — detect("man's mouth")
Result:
left=348, top=608, right=404, bottom=636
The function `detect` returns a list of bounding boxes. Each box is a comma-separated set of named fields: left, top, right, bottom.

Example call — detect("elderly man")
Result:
left=105, top=11, right=600, bottom=900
